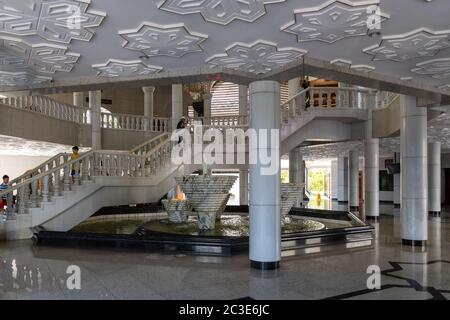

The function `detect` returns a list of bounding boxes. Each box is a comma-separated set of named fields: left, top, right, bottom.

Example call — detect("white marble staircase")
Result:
left=0, top=133, right=181, bottom=240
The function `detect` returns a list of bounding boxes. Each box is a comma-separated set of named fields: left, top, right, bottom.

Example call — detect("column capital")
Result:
left=203, top=93, right=212, bottom=100
left=142, top=86, right=156, bottom=94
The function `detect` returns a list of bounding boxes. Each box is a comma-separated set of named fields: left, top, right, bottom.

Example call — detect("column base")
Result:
left=250, top=260, right=280, bottom=271
left=402, top=239, right=427, bottom=248
left=428, top=211, right=441, bottom=216
left=349, top=206, right=359, bottom=211
left=394, top=204, right=401, bottom=208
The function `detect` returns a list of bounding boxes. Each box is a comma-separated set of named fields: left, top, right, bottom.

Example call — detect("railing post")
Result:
left=82, top=156, right=89, bottom=181
left=42, top=175, right=49, bottom=202
left=18, top=186, right=26, bottom=215
left=63, top=162, right=71, bottom=191
left=30, top=180, right=38, bottom=208
left=74, top=161, right=80, bottom=185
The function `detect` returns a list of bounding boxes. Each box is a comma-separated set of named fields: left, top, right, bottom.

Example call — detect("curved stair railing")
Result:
left=280, top=87, right=379, bottom=125
left=0, top=95, right=89, bottom=124
left=0, top=136, right=174, bottom=220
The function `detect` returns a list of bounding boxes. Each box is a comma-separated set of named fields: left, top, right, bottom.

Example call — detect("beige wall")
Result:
left=48, top=86, right=193, bottom=117
left=0, top=155, right=50, bottom=180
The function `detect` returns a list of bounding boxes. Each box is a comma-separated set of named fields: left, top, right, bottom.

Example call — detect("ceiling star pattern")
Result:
left=363, top=29, right=450, bottom=62
left=119, top=22, right=207, bottom=58
left=0, top=37, right=79, bottom=73
left=330, top=58, right=375, bottom=73
left=281, top=0, right=389, bottom=44
left=158, top=0, right=285, bottom=25
left=206, top=40, right=306, bottom=74
left=92, top=59, right=163, bottom=78
left=0, top=70, right=52, bottom=87
left=411, top=58, right=450, bottom=80
left=0, top=0, right=105, bottom=44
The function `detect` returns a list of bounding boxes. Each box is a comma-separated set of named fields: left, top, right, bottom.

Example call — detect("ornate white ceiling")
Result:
left=92, top=59, right=162, bottom=78
left=0, top=0, right=449, bottom=93
left=0, top=36, right=79, bottom=74
left=206, top=40, right=306, bottom=74
left=0, top=0, right=105, bottom=44
left=0, top=70, right=51, bottom=87
left=363, top=28, right=450, bottom=62
left=281, top=0, right=389, bottom=44
left=330, top=58, right=374, bottom=73
left=158, top=0, right=286, bottom=25
left=119, top=22, right=207, bottom=58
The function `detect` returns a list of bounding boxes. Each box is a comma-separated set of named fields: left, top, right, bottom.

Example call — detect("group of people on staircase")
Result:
left=0, top=146, right=81, bottom=213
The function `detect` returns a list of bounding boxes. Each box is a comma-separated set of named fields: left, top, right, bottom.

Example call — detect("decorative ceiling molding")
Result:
left=351, top=64, right=374, bottom=73
left=281, top=0, right=389, bottom=44
left=330, top=58, right=352, bottom=68
left=158, top=0, right=285, bottom=25
left=0, top=36, right=80, bottom=73
left=363, top=28, right=450, bottom=62
left=206, top=40, right=306, bottom=74
left=400, top=76, right=413, bottom=81
left=411, top=58, right=450, bottom=80
left=119, top=22, right=207, bottom=58
left=330, top=58, right=375, bottom=73
left=0, top=0, right=106, bottom=44
left=0, top=70, right=52, bottom=87
left=92, top=59, right=163, bottom=78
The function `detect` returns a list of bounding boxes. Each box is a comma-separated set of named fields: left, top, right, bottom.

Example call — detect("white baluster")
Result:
left=42, top=175, right=49, bottom=202
left=30, top=180, right=38, bottom=207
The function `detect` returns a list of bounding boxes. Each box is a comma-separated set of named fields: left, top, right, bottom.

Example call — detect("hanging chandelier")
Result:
left=184, top=82, right=213, bottom=101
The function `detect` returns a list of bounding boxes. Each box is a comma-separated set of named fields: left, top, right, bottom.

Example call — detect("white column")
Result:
left=348, top=149, right=359, bottom=210
left=289, top=149, right=299, bottom=184
left=203, top=93, right=212, bottom=125
left=249, top=80, right=281, bottom=270
left=172, top=84, right=183, bottom=131
left=142, top=86, right=155, bottom=117
left=400, top=95, right=427, bottom=247
left=364, top=107, right=379, bottom=218
left=288, top=78, right=301, bottom=116
left=73, top=92, right=84, bottom=107
left=239, top=169, right=249, bottom=206
left=89, top=90, right=101, bottom=150
left=239, top=84, right=248, bottom=124
left=428, top=142, right=441, bottom=215
left=337, top=156, right=348, bottom=202
left=393, top=173, right=400, bottom=208
left=331, top=160, right=338, bottom=200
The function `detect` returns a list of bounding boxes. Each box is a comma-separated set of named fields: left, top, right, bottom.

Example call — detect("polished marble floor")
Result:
left=0, top=203, right=449, bottom=300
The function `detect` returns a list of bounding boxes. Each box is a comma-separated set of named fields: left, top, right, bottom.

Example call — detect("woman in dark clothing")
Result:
left=176, top=117, right=186, bottom=144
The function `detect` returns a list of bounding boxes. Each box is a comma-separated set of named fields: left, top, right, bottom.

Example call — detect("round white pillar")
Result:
left=364, top=107, right=379, bottom=218
left=73, top=92, right=84, bottom=108
left=89, top=90, right=102, bottom=150
left=142, top=86, right=155, bottom=117
left=428, top=142, right=441, bottom=215
left=239, top=169, right=249, bottom=206
left=348, top=149, right=359, bottom=211
left=239, top=84, right=248, bottom=124
left=171, top=84, right=183, bottom=131
left=249, top=80, right=281, bottom=270
left=337, top=156, right=348, bottom=203
left=400, top=95, right=427, bottom=247
left=331, top=160, right=338, bottom=200
left=203, top=93, right=212, bottom=125
left=288, top=78, right=301, bottom=117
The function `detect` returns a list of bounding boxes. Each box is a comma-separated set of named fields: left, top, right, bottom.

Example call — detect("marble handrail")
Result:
left=0, top=95, right=89, bottom=124
left=100, top=112, right=170, bottom=132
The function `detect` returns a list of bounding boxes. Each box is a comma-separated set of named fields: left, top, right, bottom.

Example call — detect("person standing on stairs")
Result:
left=70, top=146, right=80, bottom=182
left=0, top=175, right=9, bottom=210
